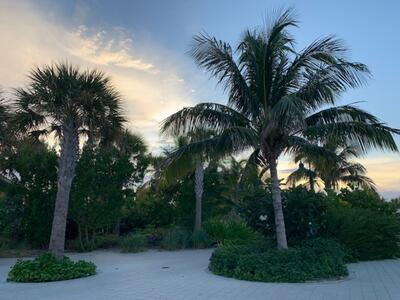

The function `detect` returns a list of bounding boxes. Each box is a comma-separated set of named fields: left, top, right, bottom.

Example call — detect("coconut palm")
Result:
left=164, top=130, right=214, bottom=232
left=161, top=9, right=399, bottom=249
left=288, top=143, right=376, bottom=191
left=286, top=162, right=318, bottom=191
left=13, top=63, right=124, bottom=257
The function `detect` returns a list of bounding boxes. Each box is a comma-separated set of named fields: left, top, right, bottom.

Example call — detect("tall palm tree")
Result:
left=161, top=9, right=399, bottom=249
left=288, top=143, right=376, bottom=191
left=14, top=63, right=124, bottom=257
left=164, top=130, right=214, bottom=232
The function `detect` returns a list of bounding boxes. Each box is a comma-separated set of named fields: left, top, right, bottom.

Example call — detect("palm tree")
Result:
left=14, top=63, right=124, bottom=257
left=161, top=9, right=399, bottom=249
left=286, top=162, right=318, bottom=191
left=164, top=130, right=214, bottom=232
left=288, top=143, right=376, bottom=191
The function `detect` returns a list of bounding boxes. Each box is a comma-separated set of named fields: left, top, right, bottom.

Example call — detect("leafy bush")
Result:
left=190, top=230, right=210, bottom=248
left=160, top=227, right=190, bottom=250
left=209, top=238, right=347, bottom=283
left=140, top=226, right=168, bottom=247
left=120, top=233, right=147, bottom=253
left=67, top=234, right=120, bottom=252
left=204, top=217, right=262, bottom=246
left=7, top=253, right=96, bottom=282
left=238, top=187, right=328, bottom=240
left=325, top=206, right=400, bottom=261
left=338, top=188, right=385, bottom=210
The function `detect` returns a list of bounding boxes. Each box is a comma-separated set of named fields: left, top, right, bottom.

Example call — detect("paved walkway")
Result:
left=1, top=249, right=400, bottom=300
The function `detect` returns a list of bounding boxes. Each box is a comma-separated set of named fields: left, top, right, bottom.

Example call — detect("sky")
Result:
left=1, top=0, right=399, bottom=197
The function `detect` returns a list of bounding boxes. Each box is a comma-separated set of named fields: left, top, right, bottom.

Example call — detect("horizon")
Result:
left=1, top=0, right=399, bottom=198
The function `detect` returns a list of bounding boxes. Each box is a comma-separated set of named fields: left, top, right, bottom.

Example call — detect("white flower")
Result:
left=259, top=215, right=268, bottom=221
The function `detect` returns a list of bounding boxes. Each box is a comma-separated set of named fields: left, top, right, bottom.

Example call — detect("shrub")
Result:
left=338, top=188, right=391, bottom=212
left=140, top=226, right=168, bottom=247
left=120, top=233, right=147, bottom=253
left=325, top=206, right=400, bottom=261
left=190, top=229, right=210, bottom=249
left=7, top=253, right=96, bottom=282
left=209, top=238, right=347, bottom=283
left=204, top=218, right=262, bottom=246
left=160, top=227, right=189, bottom=250
left=237, top=187, right=328, bottom=240
left=95, top=234, right=120, bottom=249
left=67, top=234, right=120, bottom=252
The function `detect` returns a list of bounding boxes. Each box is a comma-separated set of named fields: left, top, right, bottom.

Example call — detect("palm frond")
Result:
left=160, top=102, right=251, bottom=136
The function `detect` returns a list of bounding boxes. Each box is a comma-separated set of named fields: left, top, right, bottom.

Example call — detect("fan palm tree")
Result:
left=161, top=9, right=399, bottom=249
left=13, top=63, right=124, bottom=257
left=288, top=143, right=376, bottom=191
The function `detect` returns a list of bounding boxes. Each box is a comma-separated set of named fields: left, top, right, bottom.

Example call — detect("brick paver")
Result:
left=1, top=249, right=399, bottom=300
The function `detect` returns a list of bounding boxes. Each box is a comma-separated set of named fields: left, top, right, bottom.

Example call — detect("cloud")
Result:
left=69, top=26, right=155, bottom=71
left=0, top=0, right=194, bottom=151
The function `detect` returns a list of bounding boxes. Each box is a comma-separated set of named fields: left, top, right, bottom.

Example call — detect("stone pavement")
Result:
left=1, top=249, right=400, bottom=300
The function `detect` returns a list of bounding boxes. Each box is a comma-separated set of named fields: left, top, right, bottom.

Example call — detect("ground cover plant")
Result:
left=7, top=253, right=96, bottom=282
left=209, top=238, right=348, bottom=283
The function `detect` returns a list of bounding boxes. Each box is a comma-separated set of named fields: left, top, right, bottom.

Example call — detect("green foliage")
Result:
left=238, top=186, right=327, bottom=240
left=120, top=233, right=147, bottom=253
left=0, top=141, right=57, bottom=247
left=7, top=253, right=96, bottom=282
left=325, top=206, right=400, bottom=261
left=209, top=238, right=348, bottom=283
left=67, top=234, right=120, bottom=252
left=160, top=227, right=190, bottom=250
left=140, top=226, right=168, bottom=247
left=283, top=187, right=328, bottom=239
left=124, top=162, right=233, bottom=232
left=190, top=230, right=210, bottom=248
left=204, top=218, right=262, bottom=246
left=69, top=147, right=133, bottom=241
left=338, top=188, right=393, bottom=212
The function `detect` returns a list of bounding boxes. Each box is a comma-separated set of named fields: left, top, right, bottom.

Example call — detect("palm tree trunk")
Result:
left=309, top=175, right=315, bottom=192
left=269, top=159, right=288, bottom=250
left=49, top=121, right=79, bottom=258
left=309, top=163, right=315, bottom=192
left=194, top=163, right=204, bottom=232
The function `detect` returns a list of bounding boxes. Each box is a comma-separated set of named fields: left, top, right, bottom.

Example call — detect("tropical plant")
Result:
left=161, top=9, right=399, bottom=249
left=7, top=252, right=96, bottom=282
left=163, top=130, right=215, bottom=232
left=287, top=142, right=375, bottom=191
left=209, top=238, right=348, bottom=283
left=13, top=63, right=124, bottom=257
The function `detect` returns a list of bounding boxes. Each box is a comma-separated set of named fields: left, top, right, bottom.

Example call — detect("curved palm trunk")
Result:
left=269, top=159, right=288, bottom=249
left=49, top=121, right=79, bottom=258
left=194, top=163, right=204, bottom=232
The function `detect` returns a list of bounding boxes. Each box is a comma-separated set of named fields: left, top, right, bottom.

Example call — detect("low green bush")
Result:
left=140, top=226, right=168, bottom=247
left=7, top=253, right=96, bottom=282
left=209, top=238, right=348, bottom=283
left=190, top=229, right=210, bottom=249
left=67, top=234, right=120, bottom=252
left=160, top=227, right=189, bottom=250
left=204, top=218, right=262, bottom=246
left=325, top=206, right=400, bottom=261
left=120, top=233, right=147, bottom=253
